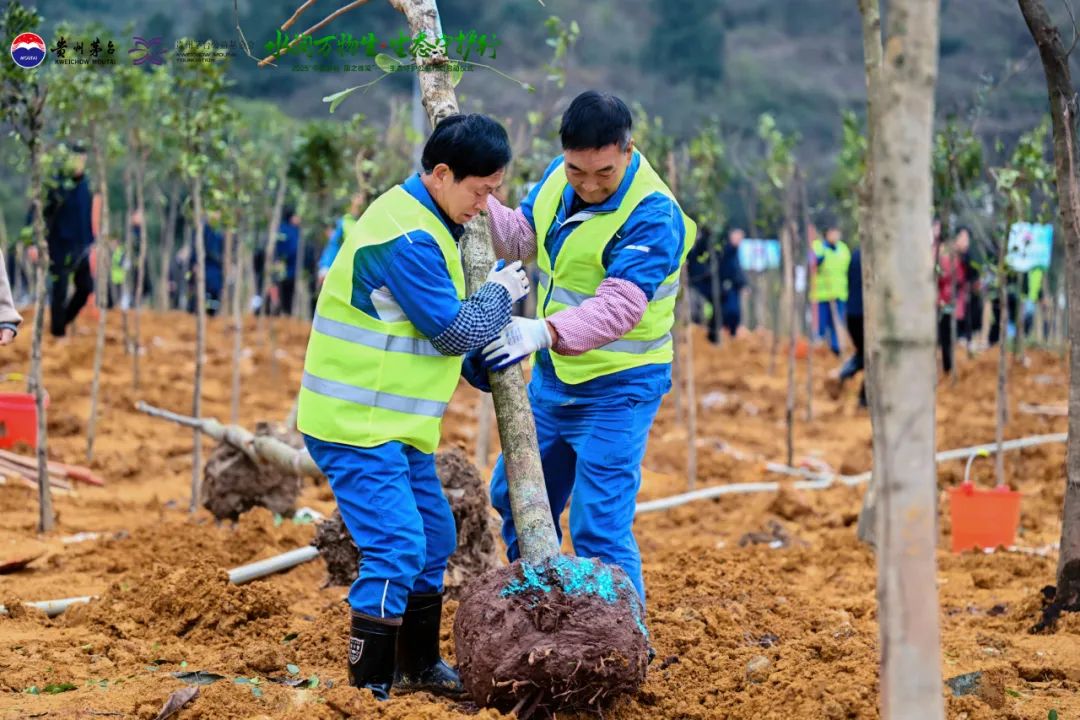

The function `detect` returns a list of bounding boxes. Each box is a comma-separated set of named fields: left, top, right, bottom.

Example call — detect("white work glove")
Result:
left=482, top=317, right=552, bottom=371
left=485, top=260, right=530, bottom=303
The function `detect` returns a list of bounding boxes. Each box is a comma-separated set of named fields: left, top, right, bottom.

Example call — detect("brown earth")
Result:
left=0, top=309, right=1072, bottom=720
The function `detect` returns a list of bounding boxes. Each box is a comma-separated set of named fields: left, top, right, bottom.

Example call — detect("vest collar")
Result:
left=403, top=173, right=465, bottom=241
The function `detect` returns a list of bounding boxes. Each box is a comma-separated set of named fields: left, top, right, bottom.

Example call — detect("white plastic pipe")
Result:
left=1, top=545, right=321, bottom=616
left=634, top=433, right=1068, bottom=515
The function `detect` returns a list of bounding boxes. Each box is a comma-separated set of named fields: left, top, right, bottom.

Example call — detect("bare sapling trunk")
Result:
left=856, top=0, right=885, bottom=547
left=28, top=133, right=54, bottom=532
left=190, top=177, right=208, bottom=514
left=230, top=230, right=244, bottom=424
left=86, top=139, right=111, bottom=462
left=799, top=168, right=813, bottom=421
left=292, top=223, right=306, bottom=318
left=995, top=218, right=1011, bottom=487
left=260, top=165, right=287, bottom=377
left=781, top=202, right=797, bottom=468
left=708, top=234, right=721, bottom=346
left=121, top=160, right=134, bottom=353
left=156, top=189, right=179, bottom=312
left=132, top=164, right=149, bottom=390
left=682, top=266, right=698, bottom=489
left=869, top=0, right=945, bottom=716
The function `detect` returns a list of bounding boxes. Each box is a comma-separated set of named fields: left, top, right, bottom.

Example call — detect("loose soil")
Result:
left=0, top=310, right=1072, bottom=719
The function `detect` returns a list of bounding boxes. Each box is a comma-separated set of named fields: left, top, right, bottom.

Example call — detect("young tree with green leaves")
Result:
left=166, top=44, right=235, bottom=512
left=989, top=119, right=1053, bottom=487
left=0, top=0, right=53, bottom=531
left=46, top=38, right=118, bottom=462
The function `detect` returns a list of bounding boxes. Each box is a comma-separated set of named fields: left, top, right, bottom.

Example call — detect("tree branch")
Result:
left=258, top=0, right=373, bottom=67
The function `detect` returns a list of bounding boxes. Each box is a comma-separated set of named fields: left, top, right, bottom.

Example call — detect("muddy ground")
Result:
left=0, top=310, right=1072, bottom=720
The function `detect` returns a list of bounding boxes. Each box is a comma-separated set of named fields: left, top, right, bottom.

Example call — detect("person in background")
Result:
left=38, top=142, right=96, bottom=338
left=318, top=192, right=366, bottom=287
left=0, top=251, right=23, bottom=345
left=810, top=216, right=851, bottom=355
left=954, top=226, right=981, bottom=346
left=825, top=245, right=865, bottom=407
left=718, top=226, right=747, bottom=339
left=936, top=228, right=969, bottom=374
left=275, top=207, right=301, bottom=315
left=189, top=211, right=225, bottom=317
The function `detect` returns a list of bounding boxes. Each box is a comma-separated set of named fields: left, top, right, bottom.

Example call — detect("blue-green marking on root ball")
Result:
left=499, top=556, right=650, bottom=638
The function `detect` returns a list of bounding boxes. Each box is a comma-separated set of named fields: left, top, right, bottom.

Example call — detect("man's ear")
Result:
left=431, top=163, right=452, bottom=184
left=625, top=138, right=635, bottom=158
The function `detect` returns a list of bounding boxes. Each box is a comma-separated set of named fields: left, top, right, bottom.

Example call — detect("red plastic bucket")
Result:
left=949, top=482, right=1022, bottom=553
left=0, top=392, right=42, bottom=449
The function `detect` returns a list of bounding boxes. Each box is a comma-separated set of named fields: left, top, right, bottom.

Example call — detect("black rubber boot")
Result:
left=394, top=591, right=465, bottom=697
left=348, top=612, right=399, bottom=701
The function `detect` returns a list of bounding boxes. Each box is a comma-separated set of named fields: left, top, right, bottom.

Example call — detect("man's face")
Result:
left=427, top=164, right=504, bottom=225
left=826, top=227, right=841, bottom=244
left=562, top=141, right=633, bottom=206
left=729, top=229, right=745, bottom=247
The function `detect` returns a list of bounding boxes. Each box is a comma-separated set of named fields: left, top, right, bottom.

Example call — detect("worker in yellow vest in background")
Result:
left=811, top=216, right=851, bottom=355
left=297, top=115, right=529, bottom=701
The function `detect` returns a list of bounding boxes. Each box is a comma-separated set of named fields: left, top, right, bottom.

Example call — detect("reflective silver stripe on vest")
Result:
left=599, top=333, right=673, bottom=354
left=302, top=371, right=447, bottom=418
left=542, top=277, right=680, bottom=308
left=538, top=269, right=551, bottom=290
left=312, top=314, right=442, bottom=357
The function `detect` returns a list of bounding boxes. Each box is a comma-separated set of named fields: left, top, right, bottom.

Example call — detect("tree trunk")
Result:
left=668, top=151, right=684, bottom=424
left=681, top=266, right=698, bottom=489
left=868, top=0, right=945, bottom=716
left=856, top=0, right=885, bottom=547
left=156, top=189, right=178, bottom=312
left=781, top=202, right=797, bottom=468
left=1017, top=0, right=1080, bottom=601
left=708, top=234, right=721, bottom=347
left=995, top=220, right=1011, bottom=487
left=132, top=163, right=149, bottom=390
left=28, top=132, right=54, bottom=533
left=85, top=138, right=111, bottom=463
left=222, top=216, right=234, bottom=320
left=121, top=159, right=134, bottom=354
left=260, top=165, right=288, bottom=377
left=230, top=230, right=244, bottom=425
left=390, top=0, right=559, bottom=564
left=799, top=169, right=813, bottom=422
left=190, top=177, right=207, bottom=514
left=292, top=223, right=306, bottom=318
left=475, top=394, right=493, bottom=469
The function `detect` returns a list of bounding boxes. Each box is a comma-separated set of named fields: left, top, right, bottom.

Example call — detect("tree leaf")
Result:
left=450, top=65, right=464, bottom=87
left=170, top=671, right=225, bottom=686
left=322, top=87, right=361, bottom=115
left=43, top=682, right=77, bottom=694
left=375, top=53, right=400, bottom=74
left=154, top=686, right=199, bottom=720
left=286, top=664, right=300, bottom=675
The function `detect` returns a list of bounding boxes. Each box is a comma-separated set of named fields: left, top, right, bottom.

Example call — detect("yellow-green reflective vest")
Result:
left=812, top=239, right=851, bottom=302
left=532, top=151, right=696, bottom=384
left=110, top=247, right=125, bottom=285
left=297, top=185, right=465, bottom=454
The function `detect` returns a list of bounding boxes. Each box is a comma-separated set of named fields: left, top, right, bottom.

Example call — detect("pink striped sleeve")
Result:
left=547, top=277, right=648, bottom=356
left=485, top=195, right=537, bottom=262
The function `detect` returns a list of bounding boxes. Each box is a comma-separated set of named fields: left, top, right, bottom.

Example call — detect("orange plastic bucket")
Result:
left=949, top=482, right=1021, bottom=553
left=0, top=392, right=40, bottom=449
left=793, top=336, right=809, bottom=360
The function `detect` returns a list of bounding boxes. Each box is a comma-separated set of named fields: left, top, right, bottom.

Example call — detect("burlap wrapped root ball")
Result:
left=453, top=554, right=649, bottom=715
left=201, top=423, right=303, bottom=521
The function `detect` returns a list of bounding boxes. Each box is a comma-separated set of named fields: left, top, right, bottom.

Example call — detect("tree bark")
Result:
left=156, top=189, right=179, bottom=312
left=1017, top=0, right=1080, bottom=601
left=868, top=0, right=945, bottom=716
left=230, top=230, right=244, bottom=425
left=995, top=218, right=1011, bottom=487
left=121, top=160, right=134, bottom=353
left=781, top=195, right=797, bottom=468
left=799, top=168, right=813, bottom=422
left=132, top=163, right=149, bottom=390
left=856, top=0, right=885, bottom=547
left=85, top=136, right=111, bottom=463
left=190, top=177, right=207, bottom=514
left=390, top=0, right=560, bottom=563
left=28, top=126, right=54, bottom=533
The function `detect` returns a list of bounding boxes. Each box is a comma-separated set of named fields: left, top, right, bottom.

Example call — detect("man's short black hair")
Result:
left=559, top=91, right=633, bottom=151
left=421, top=114, right=511, bottom=180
